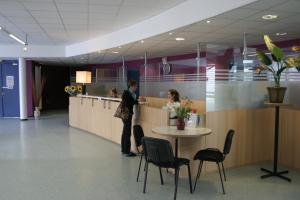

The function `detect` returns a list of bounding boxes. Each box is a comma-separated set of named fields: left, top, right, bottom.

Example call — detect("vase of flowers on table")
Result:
left=175, top=98, right=192, bottom=130
left=64, top=85, right=83, bottom=96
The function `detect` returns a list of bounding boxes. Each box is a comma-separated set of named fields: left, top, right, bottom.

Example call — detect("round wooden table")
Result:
left=152, top=126, right=212, bottom=158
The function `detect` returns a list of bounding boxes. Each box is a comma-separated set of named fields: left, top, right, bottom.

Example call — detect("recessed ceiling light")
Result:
left=175, top=37, right=185, bottom=41
left=206, top=20, right=211, bottom=24
left=118, top=46, right=122, bottom=48
left=276, top=32, right=287, bottom=36
left=112, top=51, right=119, bottom=54
left=0, top=26, right=2, bottom=30
left=141, top=40, right=145, bottom=43
left=169, top=32, right=173, bottom=35
left=262, top=14, right=278, bottom=20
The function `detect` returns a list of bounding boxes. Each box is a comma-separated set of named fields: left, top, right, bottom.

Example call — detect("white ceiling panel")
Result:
left=22, top=2, right=57, bottom=11
left=217, top=8, right=261, bottom=19
left=0, top=0, right=299, bottom=65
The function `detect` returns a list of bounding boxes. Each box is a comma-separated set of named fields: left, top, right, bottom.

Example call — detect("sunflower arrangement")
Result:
left=65, top=85, right=83, bottom=96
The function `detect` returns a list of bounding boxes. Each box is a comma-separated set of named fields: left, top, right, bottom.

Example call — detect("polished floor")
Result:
left=0, top=112, right=299, bottom=200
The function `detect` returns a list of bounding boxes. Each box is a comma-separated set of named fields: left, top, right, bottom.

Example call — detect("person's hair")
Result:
left=111, top=88, right=118, bottom=97
left=169, top=89, right=180, bottom=102
left=128, top=80, right=137, bottom=88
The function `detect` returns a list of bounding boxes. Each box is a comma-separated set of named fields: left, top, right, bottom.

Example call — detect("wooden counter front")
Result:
left=69, top=96, right=300, bottom=176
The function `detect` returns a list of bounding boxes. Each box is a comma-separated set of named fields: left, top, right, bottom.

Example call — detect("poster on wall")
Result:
left=6, top=76, right=14, bottom=89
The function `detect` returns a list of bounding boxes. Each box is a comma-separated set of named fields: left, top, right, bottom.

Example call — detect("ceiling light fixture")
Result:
left=0, top=26, right=2, bottom=30
left=9, top=33, right=26, bottom=45
left=206, top=20, right=211, bottom=24
left=23, top=45, right=28, bottom=52
left=175, top=37, right=185, bottom=41
left=169, top=32, right=173, bottom=35
left=23, top=34, right=28, bottom=52
left=112, top=51, right=119, bottom=54
left=262, top=14, right=278, bottom=20
left=276, top=32, right=287, bottom=36
left=141, top=40, right=145, bottom=43
left=118, top=46, right=122, bottom=48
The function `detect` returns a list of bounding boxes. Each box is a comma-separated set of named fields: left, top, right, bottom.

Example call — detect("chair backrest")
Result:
left=133, top=125, right=144, bottom=149
left=142, top=137, right=174, bottom=165
left=223, top=129, right=235, bottom=155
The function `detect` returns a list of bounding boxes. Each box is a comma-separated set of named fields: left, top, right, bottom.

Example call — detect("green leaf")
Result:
left=271, top=47, right=283, bottom=62
left=256, top=51, right=272, bottom=66
left=276, top=66, right=286, bottom=76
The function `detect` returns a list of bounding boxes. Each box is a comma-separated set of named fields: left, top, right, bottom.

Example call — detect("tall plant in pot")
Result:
left=256, top=35, right=300, bottom=103
left=32, top=76, right=46, bottom=119
left=175, top=99, right=192, bottom=130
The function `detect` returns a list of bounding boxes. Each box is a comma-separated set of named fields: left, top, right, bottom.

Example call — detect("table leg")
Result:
left=175, top=138, right=178, bottom=158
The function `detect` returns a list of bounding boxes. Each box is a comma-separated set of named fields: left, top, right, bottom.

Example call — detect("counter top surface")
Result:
left=75, top=95, right=148, bottom=104
left=152, top=126, right=212, bottom=138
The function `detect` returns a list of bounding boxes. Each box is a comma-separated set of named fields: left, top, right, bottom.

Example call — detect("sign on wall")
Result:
left=6, top=76, right=14, bottom=89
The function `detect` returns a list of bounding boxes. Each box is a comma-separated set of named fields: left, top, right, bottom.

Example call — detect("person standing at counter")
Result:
left=121, top=80, right=138, bottom=157
left=108, top=88, right=118, bottom=98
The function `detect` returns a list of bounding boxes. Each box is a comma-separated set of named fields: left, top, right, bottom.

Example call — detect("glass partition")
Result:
left=74, top=40, right=300, bottom=112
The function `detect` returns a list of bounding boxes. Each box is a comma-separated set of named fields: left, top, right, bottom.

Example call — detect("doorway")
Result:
left=0, top=60, right=20, bottom=117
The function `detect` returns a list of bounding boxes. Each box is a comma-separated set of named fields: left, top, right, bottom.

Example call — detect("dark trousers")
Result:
left=121, top=114, right=133, bottom=154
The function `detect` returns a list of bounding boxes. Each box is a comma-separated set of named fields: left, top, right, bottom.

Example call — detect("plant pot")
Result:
left=34, top=107, right=40, bottom=119
left=267, top=87, right=287, bottom=103
left=176, top=118, right=185, bottom=130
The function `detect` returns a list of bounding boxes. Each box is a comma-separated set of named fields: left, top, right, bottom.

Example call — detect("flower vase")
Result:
left=34, top=107, right=40, bottom=119
left=177, top=118, right=185, bottom=130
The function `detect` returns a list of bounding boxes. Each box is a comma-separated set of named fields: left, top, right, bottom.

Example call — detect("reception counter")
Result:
left=69, top=95, right=207, bottom=176
left=69, top=95, right=300, bottom=177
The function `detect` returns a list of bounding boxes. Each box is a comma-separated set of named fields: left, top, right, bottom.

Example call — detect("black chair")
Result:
left=193, top=129, right=235, bottom=194
left=133, top=125, right=145, bottom=182
left=142, top=137, right=193, bottom=200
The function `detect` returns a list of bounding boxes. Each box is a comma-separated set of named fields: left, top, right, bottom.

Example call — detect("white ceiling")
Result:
left=1, top=0, right=300, bottom=66
left=0, top=0, right=186, bottom=45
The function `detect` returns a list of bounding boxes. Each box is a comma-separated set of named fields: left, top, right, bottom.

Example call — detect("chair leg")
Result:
left=159, top=167, right=164, bottom=185
left=144, top=159, right=147, bottom=171
left=143, top=162, right=149, bottom=194
left=193, top=160, right=203, bottom=192
left=174, top=168, right=180, bottom=200
left=221, top=162, right=227, bottom=182
left=187, top=163, right=193, bottom=194
left=217, top=162, right=225, bottom=194
left=136, top=154, right=143, bottom=182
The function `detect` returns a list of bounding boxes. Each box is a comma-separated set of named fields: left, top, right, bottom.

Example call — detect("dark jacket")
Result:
left=122, top=90, right=138, bottom=114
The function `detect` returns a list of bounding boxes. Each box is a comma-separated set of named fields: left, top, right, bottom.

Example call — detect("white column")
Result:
left=19, top=57, right=28, bottom=120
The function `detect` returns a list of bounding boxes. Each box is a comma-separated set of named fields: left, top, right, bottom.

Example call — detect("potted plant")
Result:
left=32, top=76, right=46, bottom=119
left=175, top=99, right=192, bottom=130
left=256, top=35, right=300, bottom=103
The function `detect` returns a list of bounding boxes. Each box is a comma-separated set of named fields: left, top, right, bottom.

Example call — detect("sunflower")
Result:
left=70, top=86, right=76, bottom=93
left=77, top=85, right=83, bottom=93
left=64, top=86, right=70, bottom=92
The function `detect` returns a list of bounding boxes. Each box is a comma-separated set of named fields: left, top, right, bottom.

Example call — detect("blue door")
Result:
left=0, top=60, right=20, bottom=117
